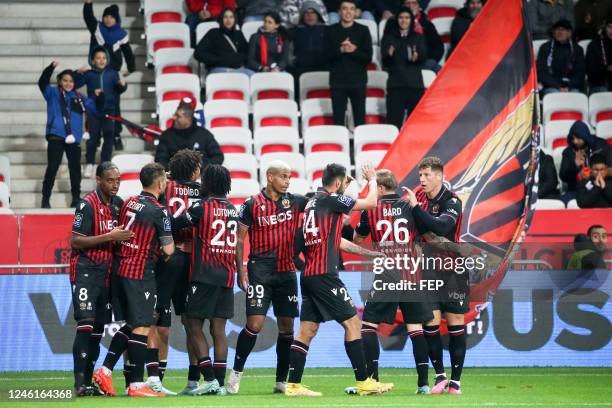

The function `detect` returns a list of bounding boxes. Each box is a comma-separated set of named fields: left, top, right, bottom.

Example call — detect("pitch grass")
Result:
left=0, top=368, right=611, bottom=407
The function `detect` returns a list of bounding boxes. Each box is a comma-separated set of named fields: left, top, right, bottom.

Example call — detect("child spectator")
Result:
left=586, top=16, right=612, bottom=93
left=74, top=47, right=127, bottom=178
left=38, top=62, right=103, bottom=209
left=185, top=0, right=236, bottom=47
left=247, top=12, right=291, bottom=72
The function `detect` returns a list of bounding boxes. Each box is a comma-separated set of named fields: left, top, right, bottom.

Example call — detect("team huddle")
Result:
left=69, top=150, right=467, bottom=398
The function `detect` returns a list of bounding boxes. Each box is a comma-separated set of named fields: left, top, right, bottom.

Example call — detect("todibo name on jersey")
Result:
left=174, top=186, right=200, bottom=197
left=257, top=210, right=292, bottom=226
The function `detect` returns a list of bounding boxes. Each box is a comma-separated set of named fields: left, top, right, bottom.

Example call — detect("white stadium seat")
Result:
left=144, top=0, right=184, bottom=26
left=301, top=98, right=335, bottom=132
left=542, top=92, right=588, bottom=124
left=355, top=151, right=387, bottom=183
left=146, top=23, right=190, bottom=63
left=303, top=125, right=350, bottom=155
left=210, top=127, right=253, bottom=154
left=365, top=97, right=387, bottom=124
left=588, top=92, right=612, bottom=127
left=367, top=70, right=388, bottom=98
left=596, top=121, right=612, bottom=141
left=228, top=179, right=260, bottom=205
left=426, top=0, right=463, bottom=20
left=117, top=180, right=143, bottom=201
left=354, top=124, right=399, bottom=154
left=299, top=71, right=330, bottom=103
left=356, top=19, right=378, bottom=45
left=305, top=152, right=351, bottom=182
left=253, top=99, right=299, bottom=130
left=370, top=45, right=381, bottom=70
left=241, top=21, right=262, bottom=41
left=158, top=99, right=204, bottom=130
left=422, top=69, right=437, bottom=88
left=154, top=48, right=195, bottom=77
left=260, top=153, right=306, bottom=185
left=203, top=100, right=249, bottom=128
left=432, top=17, right=453, bottom=44
left=223, top=153, right=258, bottom=180
left=113, top=154, right=154, bottom=180
left=543, top=120, right=574, bottom=153
left=155, top=73, right=201, bottom=108
left=566, top=199, right=579, bottom=209
left=206, top=72, right=250, bottom=103
left=196, top=21, right=219, bottom=44
left=534, top=199, right=565, bottom=210
left=0, top=182, right=9, bottom=208
left=250, top=72, right=295, bottom=102
left=533, top=39, right=547, bottom=58
left=288, top=178, right=312, bottom=195
left=253, top=127, right=300, bottom=158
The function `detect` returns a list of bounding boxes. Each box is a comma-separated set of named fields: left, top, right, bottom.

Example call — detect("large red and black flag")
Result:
left=374, top=0, right=540, bottom=323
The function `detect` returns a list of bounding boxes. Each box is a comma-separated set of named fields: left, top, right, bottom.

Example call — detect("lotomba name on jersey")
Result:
left=213, top=207, right=238, bottom=218
left=127, top=200, right=145, bottom=212
left=383, top=207, right=403, bottom=217
left=257, top=211, right=292, bottom=226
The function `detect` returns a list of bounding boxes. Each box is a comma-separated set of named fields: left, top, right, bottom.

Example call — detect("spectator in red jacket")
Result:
left=185, top=0, right=236, bottom=46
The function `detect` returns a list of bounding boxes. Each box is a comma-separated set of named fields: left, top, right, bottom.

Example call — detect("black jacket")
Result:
left=290, top=24, right=328, bottom=72
left=247, top=30, right=290, bottom=71
left=194, top=27, right=249, bottom=70
left=448, top=6, right=473, bottom=58
left=536, top=40, right=586, bottom=90
left=586, top=33, right=612, bottom=89
left=381, top=27, right=427, bottom=89
left=154, top=122, right=224, bottom=168
left=538, top=150, right=560, bottom=199
left=576, top=177, right=612, bottom=208
left=325, top=22, right=373, bottom=88
left=415, top=12, right=444, bottom=63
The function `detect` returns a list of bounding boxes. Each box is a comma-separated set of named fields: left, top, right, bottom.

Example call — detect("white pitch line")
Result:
left=121, top=403, right=612, bottom=408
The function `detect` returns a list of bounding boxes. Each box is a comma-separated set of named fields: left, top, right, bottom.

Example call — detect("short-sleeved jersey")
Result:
left=70, top=189, right=123, bottom=283
left=163, top=179, right=201, bottom=245
left=239, top=190, right=308, bottom=272
left=187, top=197, right=239, bottom=288
left=302, top=189, right=356, bottom=277
left=116, top=192, right=174, bottom=280
left=415, top=185, right=462, bottom=242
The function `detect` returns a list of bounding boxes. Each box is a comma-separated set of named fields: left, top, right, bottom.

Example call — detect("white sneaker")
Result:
left=226, top=370, right=242, bottom=394
left=189, top=379, right=219, bottom=396
left=144, top=376, right=177, bottom=396
left=84, top=164, right=94, bottom=178
left=178, top=381, right=198, bottom=395
left=273, top=382, right=287, bottom=393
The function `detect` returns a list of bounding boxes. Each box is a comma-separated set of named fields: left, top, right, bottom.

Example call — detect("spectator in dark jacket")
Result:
left=381, top=7, right=427, bottom=129
left=237, top=0, right=283, bottom=22
left=536, top=19, right=586, bottom=95
left=404, top=0, right=444, bottom=72
left=325, top=0, right=375, bottom=24
left=577, top=154, right=612, bottom=208
left=194, top=8, right=253, bottom=76
left=371, top=0, right=401, bottom=21
left=539, top=150, right=560, bottom=199
left=574, top=0, right=612, bottom=41
left=155, top=103, right=224, bottom=168
left=448, top=0, right=484, bottom=58
left=280, top=0, right=328, bottom=28
left=527, top=0, right=575, bottom=40
left=247, top=12, right=291, bottom=72
left=74, top=47, right=127, bottom=177
left=586, top=16, right=612, bottom=93
left=38, top=62, right=103, bottom=208
left=290, top=1, right=328, bottom=78
left=185, top=0, right=237, bottom=47
left=325, top=0, right=373, bottom=126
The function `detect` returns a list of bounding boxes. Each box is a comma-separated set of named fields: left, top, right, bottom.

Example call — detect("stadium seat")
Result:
left=250, top=72, right=295, bottom=102
left=288, top=177, right=312, bottom=195
left=534, top=199, right=565, bottom=210
left=0, top=182, right=9, bottom=208
left=241, top=21, right=262, bottom=41
left=356, top=19, right=378, bottom=45
left=542, top=92, right=588, bottom=124
left=144, top=0, right=184, bottom=25
left=596, top=121, right=612, bottom=142
left=154, top=48, right=195, bottom=76
left=532, top=39, right=547, bottom=58
left=432, top=17, right=453, bottom=44
left=354, top=124, right=399, bottom=154
left=253, top=99, right=299, bottom=130
left=253, top=127, right=300, bottom=158
left=195, top=21, right=219, bottom=44
left=113, top=154, right=154, bottom=180
left=367, top=71, right=388, bottom=98
left=303, top=125, right=350, bottom=155
left=260, top=153, right=306, bottom=185
left=543, top=120, right=574, bottom=152
left=117, top=180, right=142, bottom=201
left=146, top=23, right=190, bottom=62
left=299, top=71, right=330, bottom=103
left=223, top=153, right=258, bottom=179
left=158, top=99, right=204, bottom=130
left=578, top=39, right=590, bottom=56
left=365, top=97, right=387, bottom=124
left=378, top=19, right=387, bottom=41
left=588, top=92, right=612, bottom=127
left=301, top=98, right=334, bottom=132
left=205, top=72, right=250, bottom=103
left=369, top=45, right=381, bottom=70
left=566, top=199, right=579, bottom=209
left=0, top=155, right=10, bottom=189
left=305, top=152, right=351, bottom=182
left=355, top=150, right=387, bottom=182
left=155, top=73, right=201, bottom=107
left=228, top=179, right=260, bottom=205
left=203, top=100, right=249, bottom=128
left=426, top=0, right=462, bottom=20
left=422, top=69, right=437, bottom=88
left=210, top=127, right=253, bottom=154
left=0, top=207, right=14, bottom=215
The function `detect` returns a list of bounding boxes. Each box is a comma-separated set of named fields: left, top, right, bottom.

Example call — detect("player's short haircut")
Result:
left=418, top=156, right=444, bottom=172
left=168, top=149, right=202, bottom=181
left=322, top=163, right=347, bottom=187
left=587, top=224, right=605, bottom=236
left=140, top=162, right=166, bottom=188
left=590, top=153, right=607, bottom=167
left=96, top=161, right=119, bottom=178
left=202, top=164, right=231, bottom=197
left=266, top=160, right=291, bottom=176
left=176, top=102, right=194, bottom=117
left=376, top=169, right=398, bottom=191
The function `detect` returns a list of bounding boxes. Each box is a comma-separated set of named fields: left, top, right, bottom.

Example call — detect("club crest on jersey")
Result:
left=79, top=302, right=86, bottom=310
left=282, top=198, right=290, bottom=209
left=431, top=204, right=440, bottom=215
left=73, top=214, right=83, bottom=228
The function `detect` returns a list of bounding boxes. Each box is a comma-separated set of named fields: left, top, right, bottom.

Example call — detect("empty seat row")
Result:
left=542, top=92, right=612, bottom=127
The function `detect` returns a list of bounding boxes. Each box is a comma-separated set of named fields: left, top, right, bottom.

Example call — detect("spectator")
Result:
left=38, top=62, right=103, bottom=209
left=584, top=224, right=608, bottom=269
left=280, top=0, right=328, bottom=28
left=74, top=47, right=127, bottom=178
left=403, top=0, right=444, bottom=72
left=539, top=149, right=560, bottom=199
left=325, top=0, right=376, bottom=24
left=560, top=120, right=611, bottom=198
left=154, top=102, right=224, bottom=168
left=185, top=0, right=236, bottom=47
left=574, top=0, right=612, bottom=41
left=566, top=233, right=596, bottom=270
left=527, top=0, right=575, bottom=40
left=289, top=1, right=329, bottom=80
left=586, top=16, right=612, bottom=93
left=236, top=0, right=283, bottom=23
left=381, top=7, right=427, bottom=129
left=536, top=19, right=586, bottom=95
left=576, top=153, right=612, bottom=208
left=325, top=0, right=373, bottom=126
left=371, top=0, right=401, bottom=22
left=194, top=8, right=253, bottom=76
left=247, top=12, right=291, bottom=72
left=448, top=0, right=485, bottom=58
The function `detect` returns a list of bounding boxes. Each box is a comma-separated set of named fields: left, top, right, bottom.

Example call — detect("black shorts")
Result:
left=300, top=274, right=356, bottom=323
left=155, top=250, right=190, bottom=327
left=362, top=300, right=433, bottom=325
left=72, top=274, right=112, bottom=324
left=109, top=271, right=125, bottom=322
left=429, top=299, right=470, bottom=315
left=184, top=282, right=234, bottom=320
left=113, top=274, right=158, bottom=327
left=246, top=261, right=298, bottom=318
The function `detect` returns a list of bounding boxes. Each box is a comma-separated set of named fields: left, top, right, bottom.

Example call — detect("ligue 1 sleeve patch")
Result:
left=338, top=195, right=355, bottom=207
left=73, top=213, right=83, bottom=228
left=163, top=217, right=172, bottom=232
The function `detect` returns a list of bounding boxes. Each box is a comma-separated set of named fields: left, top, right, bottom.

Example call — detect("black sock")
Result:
left=127, top=333, right=148, bottom=384
left=213, top=360, right=227, bottom=386
left=198, top=357, right=215, bottom=382
left=360, top=325, right=379, bottom=380
left=233, top=327, right=259, bottom=372
left=424, top=325, right=445, bottom=375
left=103, top=325, right=131, bottom=370
left=84, top=326, right=103, bottom=385
left=288, top=341, right=308, bottom=384
left=123, top=360, right=133, bottom=389
left=146, top=348, right=160, bottom=378
left=73, top=323, right=93, bottom=389
left=409, top=329, right=429, bottom=387
left=448, top=325, right=466, bottom=382
left=275, top=332, right=293, bottom=383
left=188, top=364, right=200, bottom=382
left=344, top=339, right=368, bottom=382
left=159, top=360, right=167, bottom=381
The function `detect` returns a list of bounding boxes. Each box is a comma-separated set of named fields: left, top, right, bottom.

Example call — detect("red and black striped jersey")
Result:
left=70, top=189, right=123, bottom=283
left=302, top=189, right=356, bottom=277
left=415, top=186, right=462, bottom=242
left=187, top=197, right=239, bottom=288
left=162, top=179, right=201, bottom=246
left=238, top=189, right=308, bottom=272
left=116, top=192, right=174, bottom=280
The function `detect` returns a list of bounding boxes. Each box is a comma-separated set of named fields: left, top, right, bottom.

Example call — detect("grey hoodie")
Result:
left=280, top=0, right=328, bottom=28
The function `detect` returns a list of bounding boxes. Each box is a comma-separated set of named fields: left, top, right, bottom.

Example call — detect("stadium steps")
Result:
left=0, top=0, right=153, bottom=210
